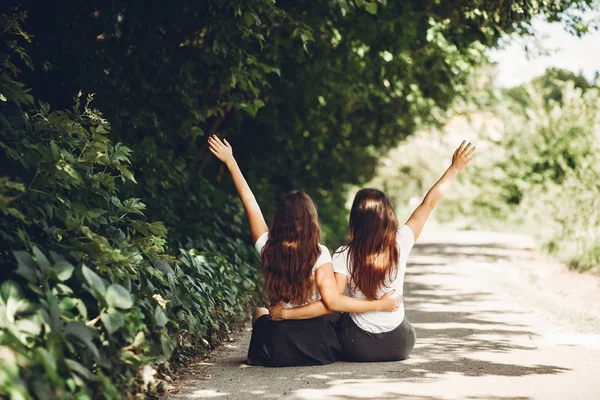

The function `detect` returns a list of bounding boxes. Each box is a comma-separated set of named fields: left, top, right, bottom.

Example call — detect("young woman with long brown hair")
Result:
left=271, top=141, right=476, bottom=362
left=207, top=135, right=401, bottom=367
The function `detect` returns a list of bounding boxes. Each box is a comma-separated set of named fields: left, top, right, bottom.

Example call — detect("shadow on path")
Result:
left=169, top=237, right=576, bottom=400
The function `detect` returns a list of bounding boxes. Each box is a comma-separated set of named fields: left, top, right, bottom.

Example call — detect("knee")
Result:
left=252, top=307, right=269, bottom=325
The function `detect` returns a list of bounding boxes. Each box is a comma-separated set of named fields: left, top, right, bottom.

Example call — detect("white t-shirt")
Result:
left=255, top=232, right=332, bottom=309
left=333, top=225, right=415, bottom=333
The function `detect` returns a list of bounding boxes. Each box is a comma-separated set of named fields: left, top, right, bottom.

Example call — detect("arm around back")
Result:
left=316, top=264, right=401, bottom=313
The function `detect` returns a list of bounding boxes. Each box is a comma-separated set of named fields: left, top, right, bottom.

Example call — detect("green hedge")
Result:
left=0, top=15, right=258, bottom=399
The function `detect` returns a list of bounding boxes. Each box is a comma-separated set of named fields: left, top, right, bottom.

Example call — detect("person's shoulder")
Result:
left=397, top=225, right=415, bottom=251
left=332, top=245, right=349, bottom=259
left=254, top=231, right=269, bottom=254
left=318, top=243, right=330, bottom=252
left=317, top=243, right=332, bottom=259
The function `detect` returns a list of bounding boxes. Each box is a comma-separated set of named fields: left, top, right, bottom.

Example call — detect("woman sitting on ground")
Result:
left=270, top=141, right=476, bottom=362
left=207, top=135, right=401, bottom=367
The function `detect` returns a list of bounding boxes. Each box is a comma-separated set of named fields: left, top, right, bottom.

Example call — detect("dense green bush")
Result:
left=10, top=0, right=593, bottom=245
left=0, top=15, right=258, bottom=399
left=2, top=0, right=598, bottom=397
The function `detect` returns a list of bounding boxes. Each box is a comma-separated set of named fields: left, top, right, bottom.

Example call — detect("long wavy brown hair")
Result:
left=261, top=191, right=321, bottom=305
left=344, top=188, right=399, bottom=300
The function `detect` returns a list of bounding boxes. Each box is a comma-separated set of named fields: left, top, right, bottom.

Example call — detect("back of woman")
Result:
left=333, top=189, right=417, bottom=362
left=333, top=141, right=476, bottom=362
left=248, top=191, right=342, bottom=367
left=208, top=135, right=401, bottom=367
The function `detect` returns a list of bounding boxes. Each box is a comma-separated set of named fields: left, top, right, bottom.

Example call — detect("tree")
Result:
left=5, top=0, right=596, bottom=243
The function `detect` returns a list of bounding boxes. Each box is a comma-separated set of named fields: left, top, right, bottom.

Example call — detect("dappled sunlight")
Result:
left=188, top=389, right=229, bottom=398
left=170, top=234, right=600, bottom=400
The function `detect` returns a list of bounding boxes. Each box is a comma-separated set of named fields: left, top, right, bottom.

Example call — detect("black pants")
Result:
left=247, top=313, right=342, bottom=367
left=338, top=313, right=416, bottom=362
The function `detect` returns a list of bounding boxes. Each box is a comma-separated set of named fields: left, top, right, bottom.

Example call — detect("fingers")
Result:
left=462, top=142, right=473, bottom=157
left=457, top=140, right=467, bottom=155
left=212, top=135, right=226, bottom=147
left=208, top=135, right=223, bottom=148
left=223, top=138, right=231, bottom=148
left=208, top=146, right=219, bottom=156
left=464, top=144, right=476, bottom=158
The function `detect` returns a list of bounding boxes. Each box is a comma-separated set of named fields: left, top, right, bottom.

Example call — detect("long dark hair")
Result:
left=261, top=191, right=321, bottom=305
left=345, top=188, right=399, bottom=300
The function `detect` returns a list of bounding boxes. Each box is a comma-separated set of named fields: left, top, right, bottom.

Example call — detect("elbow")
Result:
left=321, top=296, right=339, bottom=312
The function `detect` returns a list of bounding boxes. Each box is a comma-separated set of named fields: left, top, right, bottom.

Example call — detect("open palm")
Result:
left=208, top=135, right=234, bottom=164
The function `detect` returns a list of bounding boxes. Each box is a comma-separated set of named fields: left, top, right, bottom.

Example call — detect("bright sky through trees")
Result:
left=489, top=13, right=600, bottom=87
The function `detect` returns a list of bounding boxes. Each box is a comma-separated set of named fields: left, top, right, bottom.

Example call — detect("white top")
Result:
left=255, top=232, right=332, bottom=309
left=333, top=225, right=415, bottom=333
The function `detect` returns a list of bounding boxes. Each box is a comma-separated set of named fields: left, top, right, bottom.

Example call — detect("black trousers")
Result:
left=338, top=313, right=416, bottom=362
left=247, top=313, right=342, bottom=367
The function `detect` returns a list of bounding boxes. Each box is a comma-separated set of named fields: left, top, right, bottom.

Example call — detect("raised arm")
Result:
left=406, top=140, right=476, bottom=241
left=208, top=135, right=268, bottom=242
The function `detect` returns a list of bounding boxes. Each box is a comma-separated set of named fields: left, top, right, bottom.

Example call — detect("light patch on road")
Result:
left=188, top=389, right=229, bottom=398
left=542, top=332, right=600, bottom=349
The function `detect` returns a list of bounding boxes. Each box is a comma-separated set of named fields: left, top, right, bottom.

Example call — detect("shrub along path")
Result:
left=166, top=230, right=600, bottom=400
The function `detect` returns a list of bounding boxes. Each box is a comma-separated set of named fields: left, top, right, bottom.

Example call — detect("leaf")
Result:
left=122, top=198, right=146, bottom=215
left=101, top=307, right=125, bottom=334
left=65, top=359, right=93, bottom=380
left=0, top=280, right=22, bottom=303
left=154, top=306, right=168, bottom=327
left=14, top=251, right=39, bottom=283
left=64, top=321, right=100, bottom=359
left=132, top=331, right=145, bottom=348
left=105, top=284, right=133, bottom=309
left=4, top=207, right=26, bottom=221
left=149, top=222, right=167, bottom=237
left=160, top=332, right=175, bottom=359
left=81, top=264, right=106, bottom=297
left=53, top=260, right=75, bottom=281
left=116, top=165, right=137, bottom=183
left=32, top=247, right=50, bottom=275
left=364, top=2, right=378, bottom=15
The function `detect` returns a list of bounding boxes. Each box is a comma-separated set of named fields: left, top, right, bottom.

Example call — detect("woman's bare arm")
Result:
left=406, top=141, right=476, bottom=241
left=269, top=272, right=350, bottom=320
left=208, top=135, right=268, bottom=243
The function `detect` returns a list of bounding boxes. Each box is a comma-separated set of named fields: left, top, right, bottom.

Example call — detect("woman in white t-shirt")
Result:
left=271, top=141, right=476, bottom=361
left=207, top=135, right=401, bottom=367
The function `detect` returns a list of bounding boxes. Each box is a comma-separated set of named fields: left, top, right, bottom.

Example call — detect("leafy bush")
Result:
left=370, top=68, right=600, bottom=273
left=0, top=14, right=258, bottom=399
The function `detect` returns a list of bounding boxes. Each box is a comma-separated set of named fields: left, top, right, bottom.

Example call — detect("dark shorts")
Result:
left=247, top=313, right=342, bottom=367
left=338, top=313, right=416, bottom=362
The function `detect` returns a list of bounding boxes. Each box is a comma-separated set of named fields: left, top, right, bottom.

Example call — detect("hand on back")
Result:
left=379, top=291, right=403, bottom=312
left=451, top=140, right=476, bottom=171
left=208, top=135, right=234, bottom=164
left=268, top=302, right=286, bottom=321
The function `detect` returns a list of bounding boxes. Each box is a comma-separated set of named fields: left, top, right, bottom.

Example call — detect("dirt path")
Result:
left=167, top=230, right=600, bottom=400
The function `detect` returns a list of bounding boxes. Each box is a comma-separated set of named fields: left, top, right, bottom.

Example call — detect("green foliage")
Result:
left=2, top=0, right=598, bottom=397
left=0, top=14, right=258, bottom=399
left=372, top=67, right=600, bottom=273
left=9, top=0, right=595, bottom=245
left=496, top=77, right=600, bottom=272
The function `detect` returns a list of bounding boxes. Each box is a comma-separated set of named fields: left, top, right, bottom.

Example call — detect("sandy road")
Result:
left=167, top=230, right=600, bottom=400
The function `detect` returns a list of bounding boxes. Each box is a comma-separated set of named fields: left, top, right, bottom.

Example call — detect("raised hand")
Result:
left=378, top=291, right=403, bottom=312
left=451, top=140, right=476, bottom=171
left=208, top=135, right=234, bottom=165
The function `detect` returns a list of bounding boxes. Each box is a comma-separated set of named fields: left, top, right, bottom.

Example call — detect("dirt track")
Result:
left=167, top=230, right=600, bottom=400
